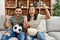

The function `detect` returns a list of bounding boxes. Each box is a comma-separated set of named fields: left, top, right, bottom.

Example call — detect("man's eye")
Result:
left=16, top=11, right=18, bottom=12
left=19, top=11, right=21, bottom=12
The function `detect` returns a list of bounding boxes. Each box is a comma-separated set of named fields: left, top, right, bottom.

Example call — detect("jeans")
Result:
left=1, top=29, right=25, bottom=40
left=26, top=32, right=46, bottom=40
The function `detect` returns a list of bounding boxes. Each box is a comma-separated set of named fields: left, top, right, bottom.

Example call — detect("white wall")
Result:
left=0, top=0, right=5, bottom=15
left=52, top=0, right=56, bottom=6
left=0, top=0, right=5, bottom=29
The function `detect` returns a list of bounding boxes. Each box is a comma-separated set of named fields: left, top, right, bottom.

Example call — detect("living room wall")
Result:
left=0, top=0, right=5, bottom=15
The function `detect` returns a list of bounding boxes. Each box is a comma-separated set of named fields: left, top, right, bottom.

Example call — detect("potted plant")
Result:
left=53, top=0, right=60, bottom=16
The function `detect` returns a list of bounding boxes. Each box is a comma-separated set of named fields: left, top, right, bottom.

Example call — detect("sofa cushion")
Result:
left=46, top=16, right=60, bottom=32
left=0, top=31, right=5, bottom=40
left=9, top=37, right=18, bottom=40
left=0, top=16, right=1, bottom=29
left=44, top=33, right=55, bottom=40
left=0, top=15, right=5, bottom=31
left=48, top=32, right=60, bottom=40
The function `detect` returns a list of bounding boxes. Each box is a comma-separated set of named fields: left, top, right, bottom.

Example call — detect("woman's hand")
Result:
left=43, top=4, right=48, bottom=9
left=43, top=4, right=50, bottom=19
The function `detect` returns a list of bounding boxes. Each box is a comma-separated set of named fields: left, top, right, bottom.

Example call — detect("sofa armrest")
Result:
left=44, top=33, right=56, bottom=40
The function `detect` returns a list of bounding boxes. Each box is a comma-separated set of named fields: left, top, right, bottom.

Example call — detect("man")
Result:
left=1, top=7, right=28, bottom=40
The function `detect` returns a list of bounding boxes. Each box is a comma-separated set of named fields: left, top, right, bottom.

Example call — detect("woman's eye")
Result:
left=32, top=9, right=34, bottom=10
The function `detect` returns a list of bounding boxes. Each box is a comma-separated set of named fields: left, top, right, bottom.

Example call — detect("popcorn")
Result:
left=27, top=28, right=38, bottom=36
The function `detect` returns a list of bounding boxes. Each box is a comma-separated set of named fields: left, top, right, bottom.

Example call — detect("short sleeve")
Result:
left=38, top=14, right=45, bottom=19
left=8, top=16, right=13, bottom=25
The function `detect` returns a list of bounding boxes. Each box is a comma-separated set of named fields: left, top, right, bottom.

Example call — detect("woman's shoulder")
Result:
left=37, top=14, right=45, bottom=17
left=37, top=14, right=42, bottom=17
left=37, top=14, right=44, bottom=19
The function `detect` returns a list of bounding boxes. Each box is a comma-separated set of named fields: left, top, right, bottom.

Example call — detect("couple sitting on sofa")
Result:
left=1, top=4, right=50, bottom=40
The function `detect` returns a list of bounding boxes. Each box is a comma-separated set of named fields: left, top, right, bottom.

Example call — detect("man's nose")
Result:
left=17, top=12, right=20, bottom=13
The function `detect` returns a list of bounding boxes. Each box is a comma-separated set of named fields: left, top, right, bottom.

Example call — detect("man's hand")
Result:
left=23, top=16, right=28, bottom=30
left=4, top=15, right=10, bottom=29
left=5, top=15, right=10, bottom=20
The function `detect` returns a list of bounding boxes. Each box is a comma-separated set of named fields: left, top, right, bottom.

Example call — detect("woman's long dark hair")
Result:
left=27, top=6, right=38, bottom=21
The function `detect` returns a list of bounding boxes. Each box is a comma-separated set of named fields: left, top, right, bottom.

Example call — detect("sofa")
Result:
left=0, top=15, right=60, bottom=40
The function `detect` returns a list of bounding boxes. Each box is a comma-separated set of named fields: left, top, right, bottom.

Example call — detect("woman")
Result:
left=1, top=7, right=28, bottom=40
left=26, top=4, right=50, bottom=40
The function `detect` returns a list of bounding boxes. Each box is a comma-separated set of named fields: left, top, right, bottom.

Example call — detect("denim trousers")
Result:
left=26, top=32, right=46, bottom=40
left=1, top=29, right=25, bottom=40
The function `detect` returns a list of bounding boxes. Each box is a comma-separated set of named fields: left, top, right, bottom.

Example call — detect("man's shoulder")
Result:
left=9, top=16, right=15, bottom=20
left=21, top=16, right=27, bottom=18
